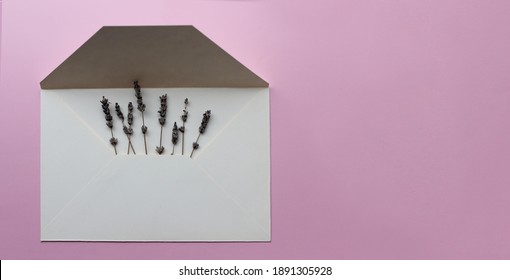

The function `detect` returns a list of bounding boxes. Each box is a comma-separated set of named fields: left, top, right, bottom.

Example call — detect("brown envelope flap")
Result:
left=40, top=26, right=268, bottom=89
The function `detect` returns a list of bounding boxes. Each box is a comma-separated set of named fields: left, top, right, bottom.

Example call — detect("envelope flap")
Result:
left=40, top=26, right=268, bottom=89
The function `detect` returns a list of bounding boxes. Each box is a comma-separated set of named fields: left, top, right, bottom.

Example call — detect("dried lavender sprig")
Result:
left=115, top=102, right=133, bottom=154
left=190, top=110, right=211, bottom=158
left=156, top=94, right=167, bottom=154
left=171, top=122, right=179, bottom=155
left=100, top=96, right=117, bottom=155
left=179, top=98, right=189, bottom=155
left=115, top=102, right=136, bottom=154
left=134, top=80, right=148, bottom=154
left=127, top=102, right=137, bottom=154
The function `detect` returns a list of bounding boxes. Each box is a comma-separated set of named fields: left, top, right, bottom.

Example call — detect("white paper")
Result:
left=41, top=88, right=270, bottom=241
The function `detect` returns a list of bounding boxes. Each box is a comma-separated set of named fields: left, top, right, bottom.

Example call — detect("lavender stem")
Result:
left=182, top=121, right=185, bottom=155
left=160, top=125, right=163, bottom=147
left=180, top=99, right=189, bottom=156
left=110, top=128, right=117, bottom=155
left=189, top=134, right=200, bottom=158
left=128, top=135, right=136, bottom=154
left=142, top=112, right=147, bottom=154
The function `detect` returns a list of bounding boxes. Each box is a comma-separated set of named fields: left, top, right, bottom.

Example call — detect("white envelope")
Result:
left=40, top=26, right=270, bottom=242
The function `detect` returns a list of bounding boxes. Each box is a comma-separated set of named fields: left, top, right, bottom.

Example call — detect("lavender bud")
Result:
left=127, top=113, right=133, bottom=126
left=181, top=110, right=188, bottom=122
left=123, top=126, right=133, bottom=135
left=156, top=146, right=165, bottom=154
left=100, top=96, right=109, bottom=105
left=133, top=80, right=140, bottom=91
left=158, top=94, right=167, bottom=125
left=134, top=81, right=146, bottom=113
left=115, top=103, right=124, bottom=121
left=172, top=122, right=179, bottom=145
left=198, top=110, right=211, bottom=134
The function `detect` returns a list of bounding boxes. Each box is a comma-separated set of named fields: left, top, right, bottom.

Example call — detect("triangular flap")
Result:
left=40, top=26, right=268, bottom=89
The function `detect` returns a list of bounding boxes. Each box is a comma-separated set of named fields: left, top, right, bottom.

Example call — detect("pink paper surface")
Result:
left=2, top=0, right=510, bottom=259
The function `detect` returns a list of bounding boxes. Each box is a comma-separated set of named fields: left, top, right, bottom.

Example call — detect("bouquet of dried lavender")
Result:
left=156, top=94, right=167, bottom=154
left=179, top=98, right=189, bottom=155
left=134, top=80, right=148, bottom=154
left=115, top=102, right=136, bottom=154
left=171, top=122, right=179, bottom=155
left=190, top=110, right=211, bottom=158
left=100, top=96, right=118, bottom=155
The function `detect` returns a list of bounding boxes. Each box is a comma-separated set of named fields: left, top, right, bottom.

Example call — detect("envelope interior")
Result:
left=41, top=88, right=270, bottom=241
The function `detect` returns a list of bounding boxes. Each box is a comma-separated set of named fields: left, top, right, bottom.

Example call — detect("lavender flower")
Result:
left=134, top=80, right=148, bottom=154
left=171, top=122, right=179, bottom=155
left=190, top=110, right=211, bottom=158
left=179, top=98, right=189, bottom=155
left=115, top=103, right=135, bottom=154
left=100, top=96, right=117, bottom=155
left=127, top=102, right=134, bottom=127
left=114, top=103, right=124, bottom=122
left=156, top=94, right=167, bottom=154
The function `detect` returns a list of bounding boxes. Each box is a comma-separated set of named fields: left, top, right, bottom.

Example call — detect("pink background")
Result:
left=2, top=0, right=510, bottom=259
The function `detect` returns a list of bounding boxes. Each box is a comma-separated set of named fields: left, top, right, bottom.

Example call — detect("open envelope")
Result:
left=40, top=26, right=270, bottom=241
